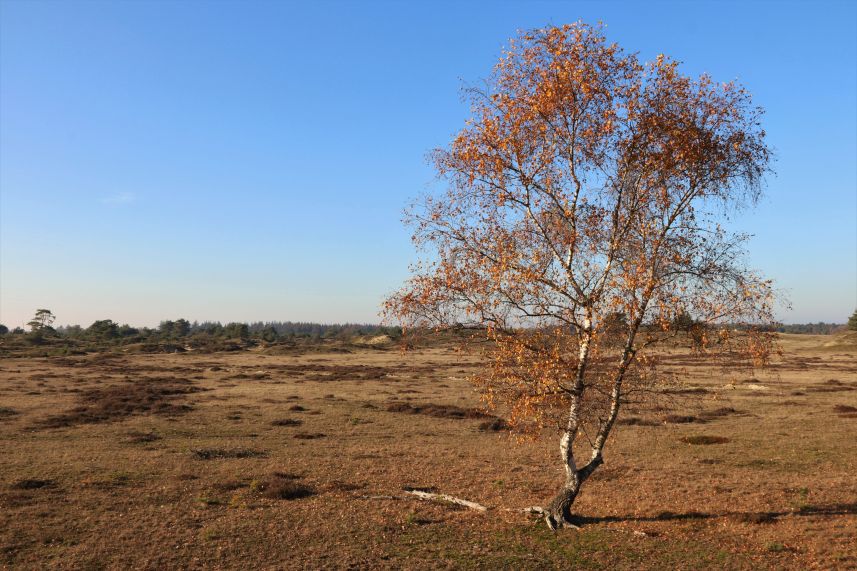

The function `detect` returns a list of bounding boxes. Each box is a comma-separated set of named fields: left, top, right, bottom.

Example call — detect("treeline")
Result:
left=773, top=322, right=846, bottom=335
left=48, top=319, right=401, bottom=341
left=186, top=320, right=400, bottom=339
left=1, top=308, right=852, bottom=355
left=0, top=309, right=402, bottom=352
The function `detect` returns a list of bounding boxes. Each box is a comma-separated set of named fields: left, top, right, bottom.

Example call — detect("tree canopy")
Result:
left=386, top=22, right=776, bottom=528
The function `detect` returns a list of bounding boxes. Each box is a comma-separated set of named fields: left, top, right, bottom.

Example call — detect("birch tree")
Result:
left=385, top=23, right=777, bottom=529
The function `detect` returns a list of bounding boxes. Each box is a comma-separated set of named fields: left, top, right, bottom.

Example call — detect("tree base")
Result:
left=545, top=514, right=581, bottom=530
left=545, top=487, right=583, bottom=530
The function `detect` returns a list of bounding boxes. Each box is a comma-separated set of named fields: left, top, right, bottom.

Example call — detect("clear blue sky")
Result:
left=1, top=0, right=855, bottom=327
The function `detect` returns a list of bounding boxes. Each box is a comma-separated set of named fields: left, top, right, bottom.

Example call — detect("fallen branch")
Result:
left=403, top=489, right=488, bottom=512
left=515, top=506, right=547, bottom=515
left=359, top=494, right=648, bottom=535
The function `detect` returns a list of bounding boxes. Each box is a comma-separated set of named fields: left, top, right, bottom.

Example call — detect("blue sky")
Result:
left=1, top=0, right=855, bottom=327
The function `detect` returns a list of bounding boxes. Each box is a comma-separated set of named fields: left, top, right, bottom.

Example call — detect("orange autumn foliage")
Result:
left=385, top=23, right=776, bottom=446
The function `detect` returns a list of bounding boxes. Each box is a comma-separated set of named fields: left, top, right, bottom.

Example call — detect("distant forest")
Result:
left=0, top=309, right=849, bottom=356
left=0, top=311, right=404, bottom=356
left=0, top=313, right=848, bottom=341
left=48, top=319, right=403, bottom=341
left=773, top=322, right=847, bottom=335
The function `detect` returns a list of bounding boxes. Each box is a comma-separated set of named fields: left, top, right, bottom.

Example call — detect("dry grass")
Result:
left=256, top=473, right=315, bottom=500
left=385, top=401, right=492, bottom=419
left=191, top=448, right=268, bottom=460
left=9, top=478, right=56, bottom=490
left=698, top=406, right=741, bottom=419
left=616, top=416, right=660, bottom=426
left=125, top=430, right=163, bottom=443
left=0, top=406, right=18, bottom=418
left=0, top=333, right=855, bottom=569
left=270, top=418, right=303, bottom=426
left=477, top=417, right=509, bottom=431
left=833, top=404, right=857, bottom=417
left=663, top=414, right=706, bottom=424
left=680, top=435, right=731, bottom=445
left=292, top=432, right=326, bottom=440
left=34, top=376, right=202, bottom=428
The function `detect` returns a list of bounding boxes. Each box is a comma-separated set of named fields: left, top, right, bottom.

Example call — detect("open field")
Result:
left=0, top=334, right=855, bottom=570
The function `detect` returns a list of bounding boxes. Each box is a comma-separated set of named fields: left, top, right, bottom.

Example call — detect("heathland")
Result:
left=0, top=332, right=855, bottom=569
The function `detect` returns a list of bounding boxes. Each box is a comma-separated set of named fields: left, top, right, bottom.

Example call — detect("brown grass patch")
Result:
left=477, top=418, right=509, bottom=431
left=680, top=435, right=730, bottom=445
left=385, top=401, right=491, bottom=419
left=213, top=480, right=249, bottom=492
left=617, top=416, right=661, bottom=426
left=663, top=387, right=709, bottom=395
left=259, top=363, right=390, bottom=381
left=293, top=432, right=326, bottom=440
left=10, top=478, right=57, bottom=490
left=324, top=480, right=363, bottom=492
left=698, top=407, right=741, bottom=420
left=256, top=473, right=315, bottom=500
left=734, top=512, right=777, bottom=524
left=807, top=380, right=855, bottom=393
left=833, top=405, right=857, bottom=413
left=36, top=377, right=203, bottom=428
left=271, top=418, right=303, bottom=426
left=663, top=414, right=705, bottom=424
left=304, top=365, right=389, bottom=381
left=191, top=448, right=268, bottom=460
left=125, top=431, right=163, bottom=443
left=591, top=465, right=632, bottom=482
left=0, top=406, right=19, bottom=418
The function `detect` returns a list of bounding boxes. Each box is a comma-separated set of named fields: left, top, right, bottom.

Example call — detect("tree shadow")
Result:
left=574, top=502, right=857, bottom=526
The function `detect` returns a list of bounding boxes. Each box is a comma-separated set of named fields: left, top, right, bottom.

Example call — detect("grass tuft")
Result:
left=191, top=448, right=268, bottom=460
left=126, top=431, right=163, bottom=443
left=256, top=473, right=315, bottom=500
left=293, top=432, right=326, bottom=440
left=10, top=478, right=56, bottom=490
left=0, top=406, right=19, bottom=418
left=478, top=418, right=509, bottom=431
left=680, top=435, right=730, bottom=445
left=663, top=414, right=705, bottom=424
left=386, top=401, right=492, bottom=419
left=734, top=512, right=777, bottom=524
left=617, top=416, right=660, bottom=426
